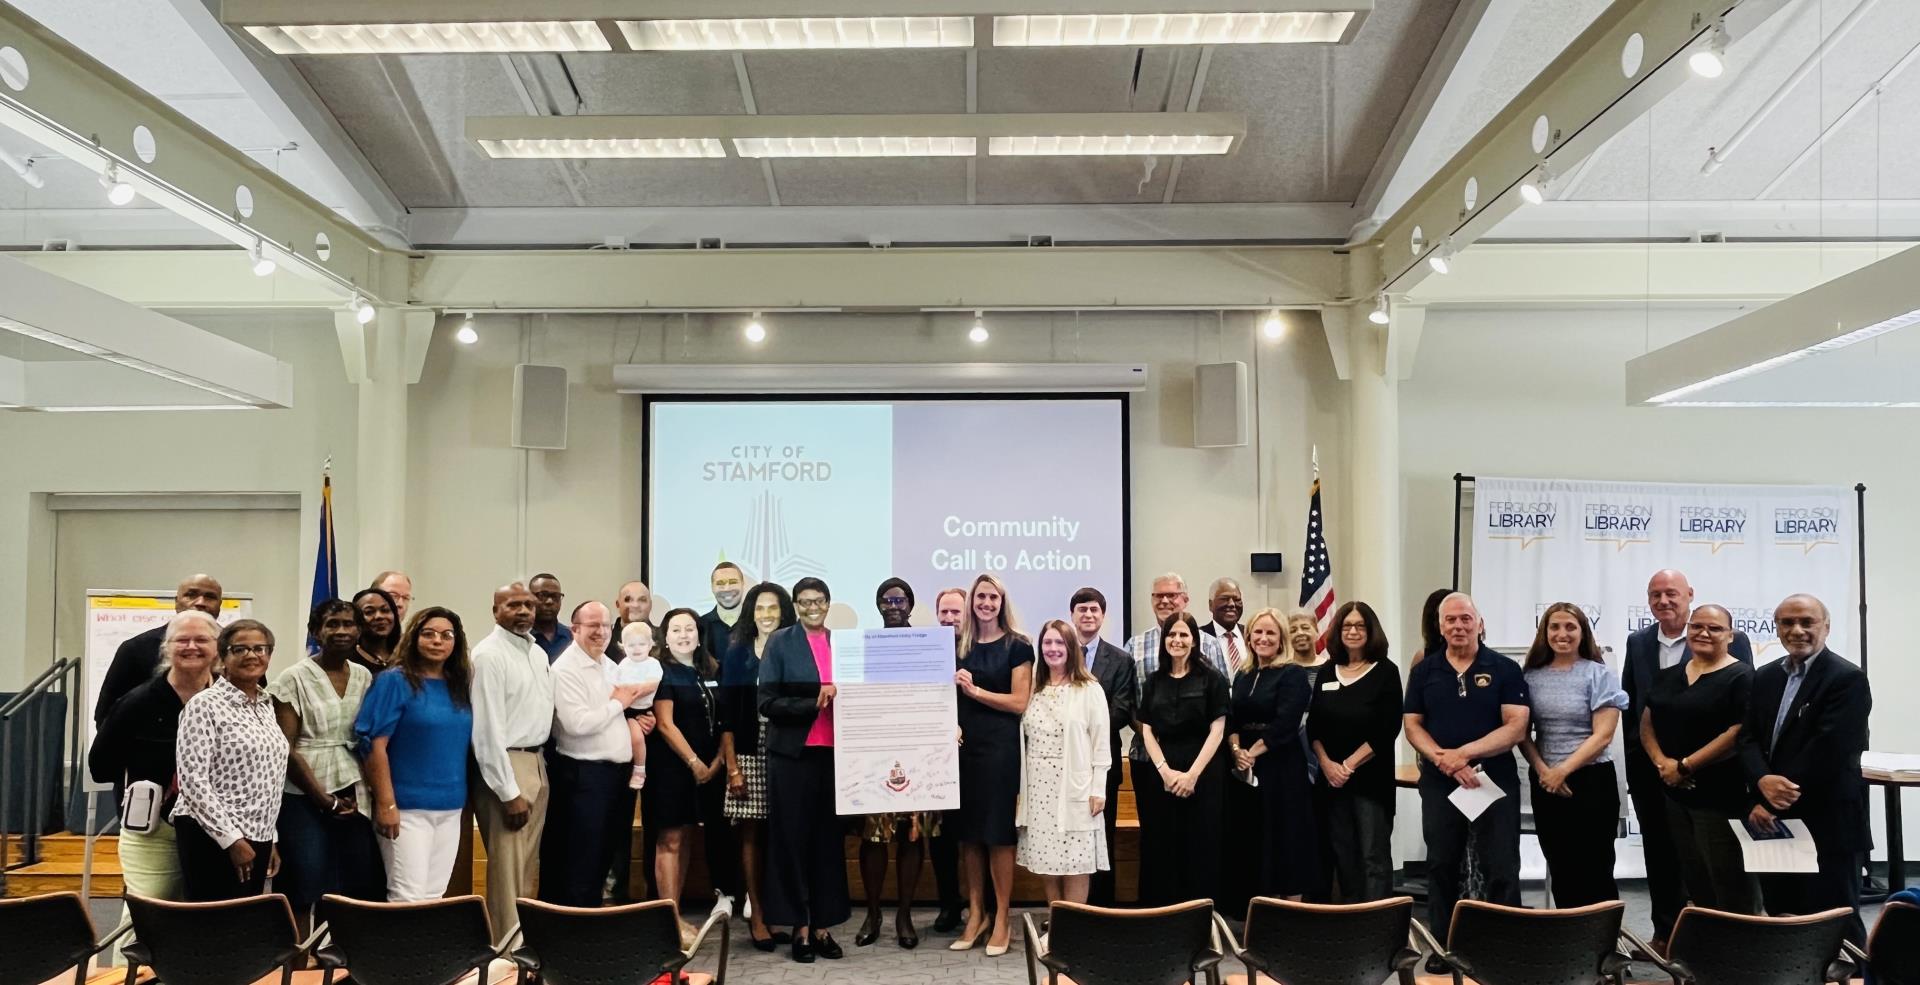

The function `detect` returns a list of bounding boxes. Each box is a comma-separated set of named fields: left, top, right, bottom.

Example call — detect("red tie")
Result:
left=1225, top=630, right=1241, bottom=667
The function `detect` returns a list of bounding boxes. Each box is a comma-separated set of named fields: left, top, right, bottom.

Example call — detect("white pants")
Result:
left=379, top=808, right=463, bottom=902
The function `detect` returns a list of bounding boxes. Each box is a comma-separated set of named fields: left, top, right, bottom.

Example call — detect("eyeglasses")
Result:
left=879, top=595, right=911, bottom=606
left=172, top=636, right=216, bottom=648
left=417, top=629, right=457, bottom=641
left=795, top=597, right=829, bottom=610
left=1151, top=592, right=1184, bottom=602
left=226, top=644, right=273, bottom=657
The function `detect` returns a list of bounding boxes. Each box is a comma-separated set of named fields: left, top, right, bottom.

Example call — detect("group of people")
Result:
left=84, top=562, right=1873, bottom=970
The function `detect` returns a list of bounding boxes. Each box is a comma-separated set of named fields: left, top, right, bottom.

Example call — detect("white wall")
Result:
left=1400, top=304, right=1920, bottom=853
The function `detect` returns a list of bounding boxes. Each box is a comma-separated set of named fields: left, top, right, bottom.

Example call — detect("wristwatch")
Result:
left=1677, top=757, right=1693, bottom=777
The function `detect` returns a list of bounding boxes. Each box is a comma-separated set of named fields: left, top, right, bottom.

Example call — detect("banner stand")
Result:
left=1450, top=473, right=1868, bottom=676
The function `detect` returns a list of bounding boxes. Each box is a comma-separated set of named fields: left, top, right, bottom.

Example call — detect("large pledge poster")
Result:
left=1469, top=477, right=1858, bottom=663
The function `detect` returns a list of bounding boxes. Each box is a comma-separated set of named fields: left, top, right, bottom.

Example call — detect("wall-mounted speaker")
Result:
left=1193, top=361, right=1249, bottom=448
left=511, top=364, right=569, bottom=450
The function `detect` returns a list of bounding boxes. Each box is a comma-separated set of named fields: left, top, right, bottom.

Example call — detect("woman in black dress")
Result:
left=648, top=608, right=731, bottom=940
left=1135, top=611, right=1230, bottom=906
left=950, top=573, right=1033, bottom=957
left=1230, top=607, right=1316, bottom=901
left=1308, top=600, right=1402, bottom=902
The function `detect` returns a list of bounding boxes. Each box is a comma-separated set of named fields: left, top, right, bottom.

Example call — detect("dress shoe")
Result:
left=791, top=936, right=816, bottom=963
left=813, top=933, right=844, bottom=960
left=855, top=912, right=881, bottom=947
left=933, top=905, right=964, bottom=932
left=1425, top=954, right=1452, bottom=975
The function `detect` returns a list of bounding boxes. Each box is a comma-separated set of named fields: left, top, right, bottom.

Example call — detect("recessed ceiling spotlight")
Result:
left=100, top=163, right=135, bottom=206
left=1519, top=165, right=1553, bottom=206
left=1689, top=21, right=1727, bottom=78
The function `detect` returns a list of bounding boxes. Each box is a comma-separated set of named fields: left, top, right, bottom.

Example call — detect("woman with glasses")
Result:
left=1520, top=602, right=1628, bottom=907
left=354, top=607, right=475, bottom=901
left=720, top=582, right=796, bottom=952
left=1640, top=603, right=1760, bottom=914
left=951, top=573, right=1033, bottom=957
left=270, top=600, right=381, bottom=932
left=1308, top=601, right=1402, bottom=902
left=1228, top=607, right=1316, bottom=901
left=759, top=578, right=851, bottom=963
left=350, top=587, right=402, bottom=671
left=172, top=618, right=290, bottom=900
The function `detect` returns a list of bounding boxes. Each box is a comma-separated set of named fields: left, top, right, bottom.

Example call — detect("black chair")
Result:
left=513, top=898, right=729, bottom=985
left=1221, top=896, right=1419, bottom=985
left=1412, top=900, right=1631, bottom=985
left=1847, top=899, right=1919, bottom=985
left=1021, top=899, right=1223, bottom=985
left=1628, top=905, right=1855, bottom=985
left=314, top=895, right=506, bottom=985
left=123, top=893, right=314, bottom=985
left=0, top=891, right=131, bottom=985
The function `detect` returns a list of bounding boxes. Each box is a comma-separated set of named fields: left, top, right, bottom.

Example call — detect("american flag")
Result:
left=1299, top=472, right=1335, bottom=652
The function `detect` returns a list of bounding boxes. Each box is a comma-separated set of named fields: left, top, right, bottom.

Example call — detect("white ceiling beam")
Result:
left=13, top=359, right=251, bottom=410
left=164, top=0, right=411, bottom=245
left=1406, top=242, right=1900, bottom=307
left=1487, top=200, right=1920, bottom=242
left=0, top=2, right=401, bottom=300
left=7, top=250, right=346, bottom=307
left=0, top=353, right=23, bottom=405
left=1366, top=0, right=1794, bottom=297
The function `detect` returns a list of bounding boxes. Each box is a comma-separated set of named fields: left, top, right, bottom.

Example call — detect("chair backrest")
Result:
left=515, top=899, right=686, bottom=985
left=125, top=893, right=300, bottom=985
left=1446, top=900, right=1625, bottom=985
left=0, top=892, right=98, bottom=985
left=1868, top=901, right=1920, bottom=985
left=1241, top=896, right=1414, bottom=985
left=1046, top=899, right=1217, bottom=985
left=317, top=895, right=497, bottom=985
left=1667, top=906, right=1850, bottom=985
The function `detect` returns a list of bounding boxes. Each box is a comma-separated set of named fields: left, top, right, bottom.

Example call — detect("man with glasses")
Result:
left=541, top=600, right=649, bottom=907
left=1402, top=593, right=1529, bottom=968
left=370, top=570, right=414, bottom=624
left=528, top=573, right=572, bottom=662
left=1125, top=572, right=1227, bottom=694
left=96, top=573, right=224, bottom=727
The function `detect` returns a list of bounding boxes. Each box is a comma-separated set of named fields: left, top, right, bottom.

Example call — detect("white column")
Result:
left=347, top=307, right=434, bottom=579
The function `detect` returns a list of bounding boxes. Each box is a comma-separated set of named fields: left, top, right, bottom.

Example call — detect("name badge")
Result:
left=1321, top=681, right=1341, bottom=692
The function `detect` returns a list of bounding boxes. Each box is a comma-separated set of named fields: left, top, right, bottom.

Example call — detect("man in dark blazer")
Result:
left=1739, top=594, right=1871, bottom=946
left=1069, top=586, right=1137, bottom=907
left=1198, top=577, right=1246, bottom=684
left=1621, top=569, right=1751, bottom=950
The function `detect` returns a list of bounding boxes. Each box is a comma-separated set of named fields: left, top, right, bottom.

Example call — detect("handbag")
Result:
left=121, top=778, right=165, bottom=834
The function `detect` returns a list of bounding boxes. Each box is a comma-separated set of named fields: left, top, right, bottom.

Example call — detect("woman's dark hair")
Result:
left=1328, top=601, right=1389, bottom=667
left=730, top=582, right=796, bottom=649
left=1524, top=602, right=1605, bottom=670
left=308, top=598, right=358, bottom=641
left=1152, top=611, right=1207, bottom=679
left=351, top=587, right=403, bottom=653
left=394, top=606, right=472, bottom=708
left=1420, top=588, right=1452, bottom=656
left=660, top=607, right=720, bottom=679
left=875, top=577, right=915, bottom=609
left=792, top=577, right=831, bottom=604
left=218, top=618, right=276, bottom=656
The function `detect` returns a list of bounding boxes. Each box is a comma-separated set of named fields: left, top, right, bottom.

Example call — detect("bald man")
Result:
left=1621, top=568, right=1752, bottom=948
left=370, top=570, right=413, bottom=623
left=469, top=582, right=553, bottom=943
left=95, top=574, right=223, bottom=727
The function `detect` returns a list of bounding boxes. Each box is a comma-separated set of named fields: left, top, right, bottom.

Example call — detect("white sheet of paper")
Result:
left=831, top=626, right=961, bottom=815
left=1730, top=817, right=1820, bottom=873
left=1447, top=768, right=1506, bottom=821
left=1862, top=752, right=1920, bottom=775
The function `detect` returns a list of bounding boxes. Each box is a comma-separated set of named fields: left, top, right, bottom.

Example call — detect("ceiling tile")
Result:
left=768, top=159, right=967, bottom=207
left=747, top=51, right=968, bottom=114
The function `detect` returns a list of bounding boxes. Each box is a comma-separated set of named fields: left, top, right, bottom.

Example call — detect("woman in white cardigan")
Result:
left=1016, top=619, right=1112, bottom=904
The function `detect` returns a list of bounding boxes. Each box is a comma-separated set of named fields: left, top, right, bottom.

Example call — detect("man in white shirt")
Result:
left=470, top=582, right=553, bottom=943
left=540, top=601, right=647, bottom=907
left=1199, top=577, right=1246, bottom=679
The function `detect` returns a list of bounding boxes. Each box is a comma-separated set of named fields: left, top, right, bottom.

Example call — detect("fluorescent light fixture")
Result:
left=245, top=21, right=610, bottom=54
left=994, top=11, right=1357, bottom=46
left=249, top=240, right=277, bottom=278
left=37, top=404, right=262, bottom=413
left=1367, top=295, right=1390, bottom=325
left=1, top=321, right=108, bottom=356
left=744, top=313, right=767, bottom=343
left=1645, top=350, right=1807, bottom=404
left=735, top=136, right=976, bottom=158
left=620, top=17, right=973, bottom=51
left=101, top=164, right=135, bottom=206
left=969, top=311, right=989, bottom=344
left=1689, top=21, right=1727, bottom=78
left=1644, top=306, right=1920, bottom=405
left=468, top=112, right=1244, bottom=160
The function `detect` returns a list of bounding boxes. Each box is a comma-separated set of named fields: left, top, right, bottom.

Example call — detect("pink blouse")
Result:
left=804, top=628, right=835, bottom=747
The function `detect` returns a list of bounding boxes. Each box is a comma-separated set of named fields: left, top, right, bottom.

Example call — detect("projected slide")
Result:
left=647, top=398, right=1128, bottom=629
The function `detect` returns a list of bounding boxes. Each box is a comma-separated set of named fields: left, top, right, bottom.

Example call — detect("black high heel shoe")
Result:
left=855, top=911, right=881, bottom=947
left=750, top=928, right=779, bottom=952
left=896, top=912, right=919, bottom=950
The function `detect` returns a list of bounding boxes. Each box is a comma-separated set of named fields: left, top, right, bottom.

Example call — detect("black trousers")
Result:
left=1760, top=817, right=1866, bottom=947
left=1088, top=752, right=1125, bottom=906
left=1321, top=787, right=1394, bottom=903
left=174, top=815, right=270, bottom=901
left=1419, top=769, right=1521, bottom=942
left=1531, top=761, right=1621, bottom=907
left=929, top=821, right=963, bottom=909
left=539, top=753, right=631, bottom=907
left=1135, top=767, right=1224, bottom=907
left=763, top=748, right=850, bottom=929
left=1219, top=775, right=1264, bottom=914
left=1625, top=748, right=1686, bottom=939
left=695, top=770, right=745, bottom=901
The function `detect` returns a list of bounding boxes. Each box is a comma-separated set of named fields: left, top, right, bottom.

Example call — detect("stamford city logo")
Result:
left=1583, top=502, right=1653, bottom=551
left=1773, top=506, right=1840, bottom=553
left=1485, top=500, right=1557, bottom=549
left=1678, top=506, right=1748, bottom=553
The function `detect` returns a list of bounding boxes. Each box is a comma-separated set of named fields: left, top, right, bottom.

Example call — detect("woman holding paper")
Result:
left=1228, top=607, right=1316, bottom=901
left=951, top=573, right=1033, bottom=957
left=1639, top=603, right=1760, bottom=915
left=1015, top=619, right=1110, bottom=906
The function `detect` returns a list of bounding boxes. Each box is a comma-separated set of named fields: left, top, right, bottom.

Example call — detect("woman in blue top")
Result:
left=355, top=605, right=475, bottom=902
left=1519, top=602, right=1629, bottom=907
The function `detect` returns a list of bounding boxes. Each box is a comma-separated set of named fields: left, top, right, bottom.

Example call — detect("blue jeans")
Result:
left=276, top=790, right=384, bottom=910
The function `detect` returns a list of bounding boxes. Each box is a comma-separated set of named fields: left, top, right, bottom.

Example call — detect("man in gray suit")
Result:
left=1071, top=586, right=1137, bottom=907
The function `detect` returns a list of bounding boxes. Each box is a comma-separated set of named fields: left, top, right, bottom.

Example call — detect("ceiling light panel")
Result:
left=994, top=11, right=1355, bottom=46
left=620, top=17, right=973, bottom=51
left=245, top=21, right=610, bottom=54
left=477, top=138, right=727, bottom=160
left=989, top=134, right=1233, bottom=155
left=734, top=136, right=977, bottom=158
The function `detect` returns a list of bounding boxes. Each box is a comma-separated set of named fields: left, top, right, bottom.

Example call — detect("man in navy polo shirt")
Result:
left=1404, top=592, right=1529, bottom=962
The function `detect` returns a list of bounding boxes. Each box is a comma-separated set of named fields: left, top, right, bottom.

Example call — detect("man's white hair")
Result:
left=1152, top=572, right=1188, bottom=591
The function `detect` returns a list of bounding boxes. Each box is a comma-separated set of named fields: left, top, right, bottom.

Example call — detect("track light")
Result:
left=101, top=164, right=136, bottom=206
left=0, top=147, right=42, bottom=189
left=1519, top=165, right=1552, bottom=206
left=455, top=313, right=478, bottom=345
left=1368, top=296, right=1390, bottom=326
left=1261, top=309, right=1284, bottom=340
left=1427, top=244, right=1454, bottom=276
left=351, top=296, right=375, bottom=325
left=744, top=313, right=767, bottom=343
left=969, top=311, right=989, bottom=344
left=1689, top=21, right=1727, bottom=78
left=249, top=240, right=277, bottom=277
